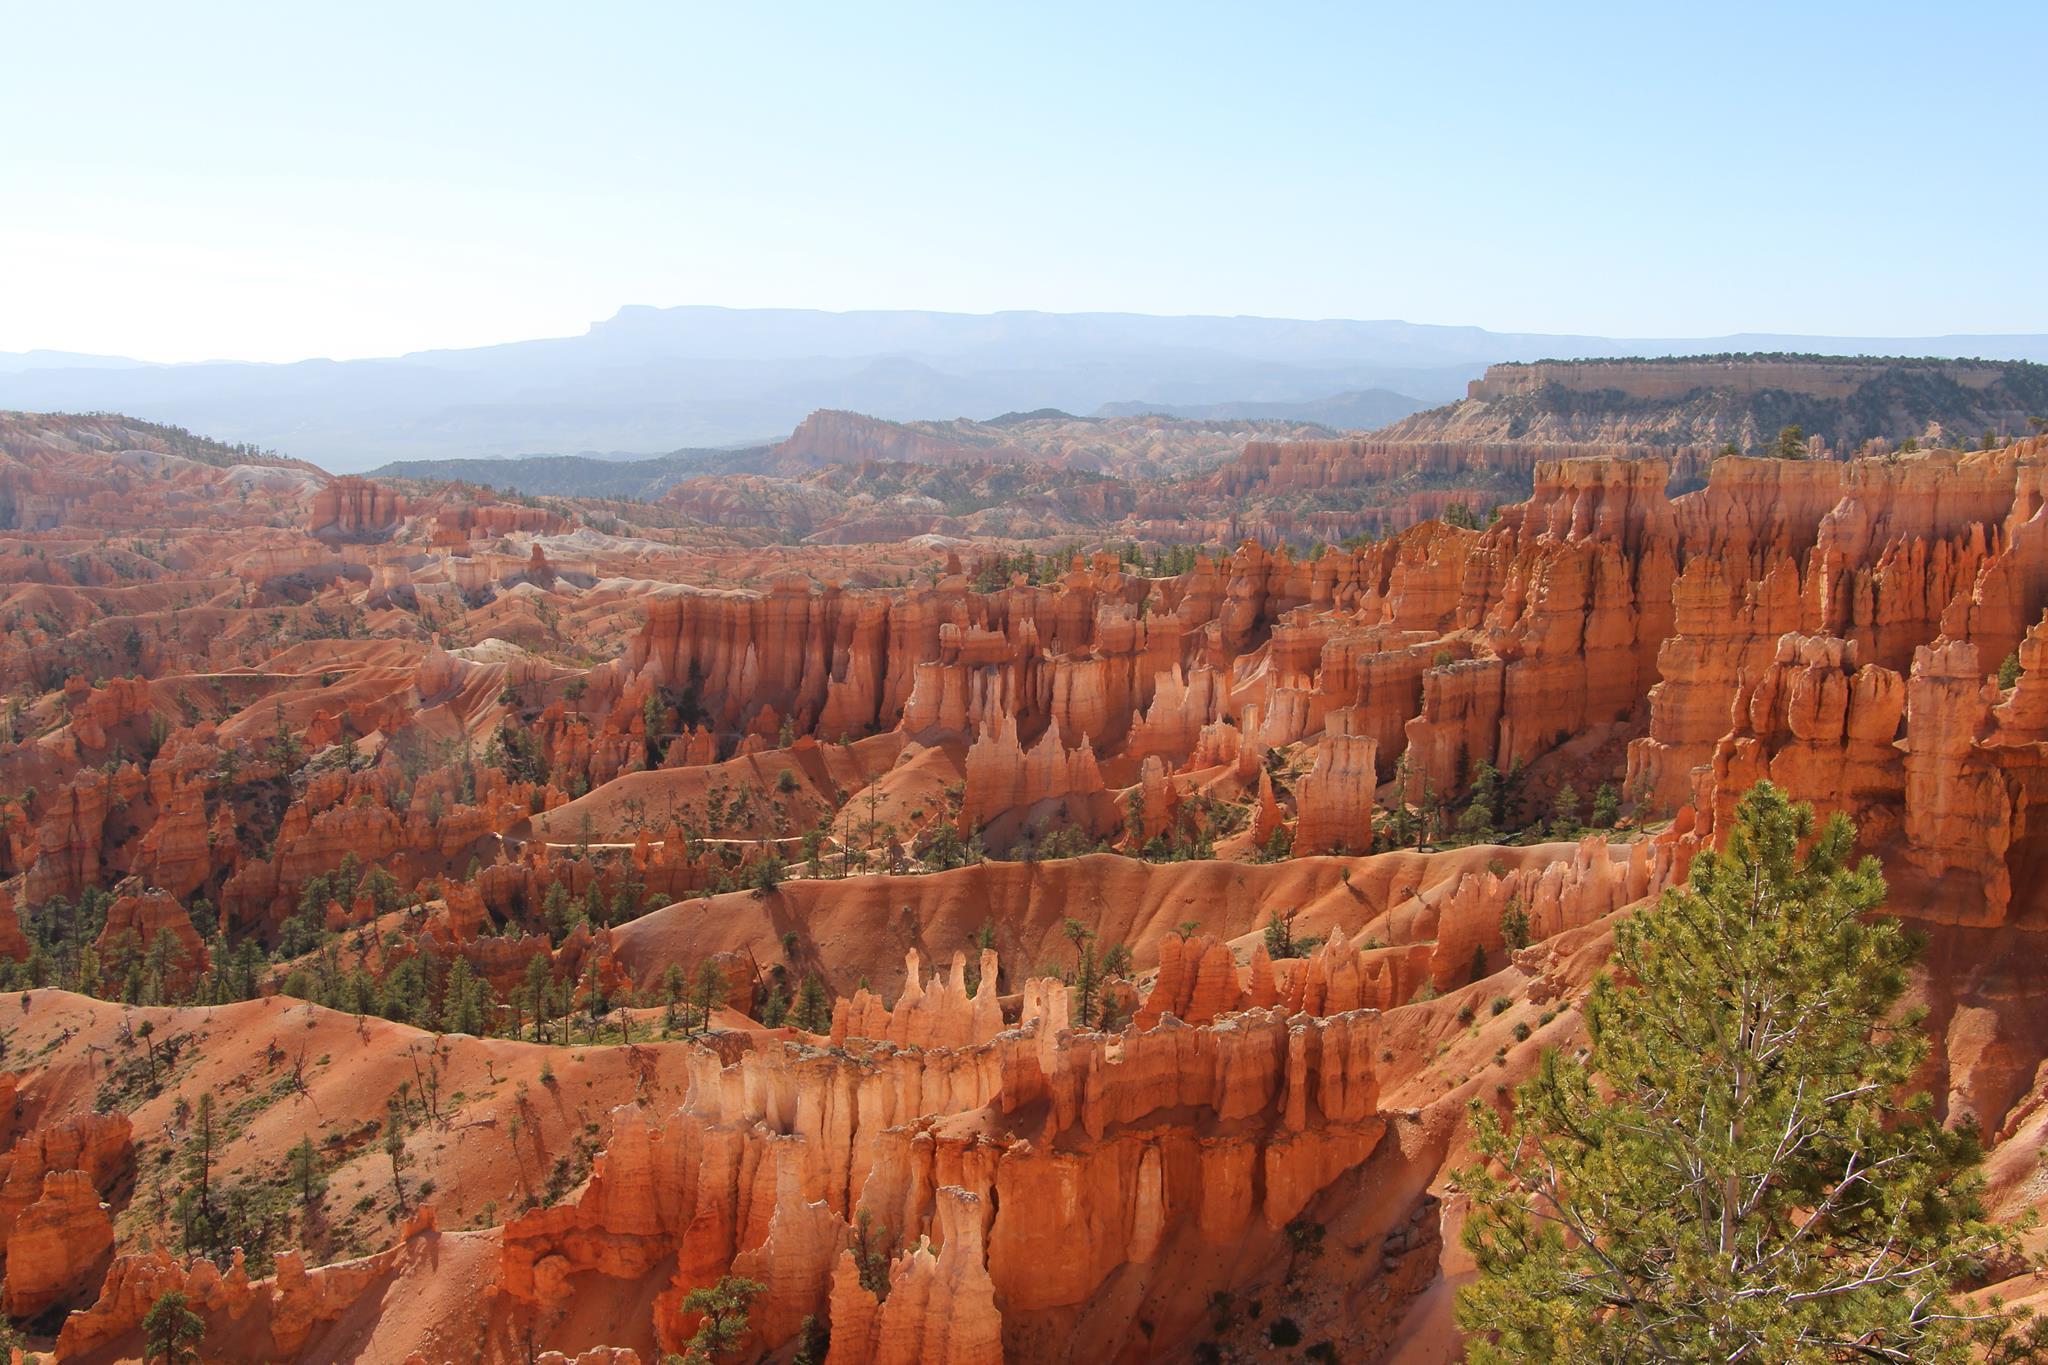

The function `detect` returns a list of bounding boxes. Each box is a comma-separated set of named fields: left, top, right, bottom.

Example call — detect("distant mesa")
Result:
left=1466, top=354, right=2024, bottom=403
left=1384, top=353, right=2048, bottom=453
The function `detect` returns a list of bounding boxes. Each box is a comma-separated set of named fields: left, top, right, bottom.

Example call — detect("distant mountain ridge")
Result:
left=368, top=407, right=1334, bottom=497
left=1092, top=388, right=1427, bottom=428
left=0, top=409, right=311, bottom=470
left=6, top=308, right=2047, bottom=470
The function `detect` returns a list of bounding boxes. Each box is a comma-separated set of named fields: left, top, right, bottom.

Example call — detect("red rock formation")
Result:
left=1702, top=633, right=1905, bottom=841
left=93, top=888, right=210, bottom=992
left=14, top=407, right=2048, bottom=1362
left=0, top=1110, right=132, bottom=1317
left=1294, top=732, right=1379, bottom=855
left=491, top=989, right=1392, bottom=1360
left=1992, top=610, right=2048, bottom=739
left=1626, top=555, right=1805, bottom=812
left=1901, top=640, right=2012, bottom=919
left=308, top=475, right=406, bottom=539
left=0, top=885, right=28, bottom=962
left=131, top=728, right=219, bottom=896
left=24, top=764, right=146, bottom=903
left=826, top=1186, right=1003, bottom=1365
left=1, top=1168, right=115, bottom=1318
left=956, top=711, right=1110, bottom=840
left=831, top=948, right=1003, bottom=1048
left=55, top=1207, right=441, bottom=1361
left=1132, top=933, right=1245, bottom=1027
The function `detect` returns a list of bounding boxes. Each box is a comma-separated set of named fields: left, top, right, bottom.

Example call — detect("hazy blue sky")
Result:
left=5, top=1, right=2042, bottom=362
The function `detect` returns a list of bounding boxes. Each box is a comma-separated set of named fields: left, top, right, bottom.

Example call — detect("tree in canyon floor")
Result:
left=670, top=1273, right=765, bottom=1363
left=142, top=1289, right=205, bottom=1365
left=1457, top=780, right=2043, bottom=1362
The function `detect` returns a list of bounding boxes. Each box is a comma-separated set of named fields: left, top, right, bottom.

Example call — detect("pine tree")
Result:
left=525, top=954, right=555, bottom=1042
left=142, top=1288, right=205, bottom=1365
left=1457, top=781, right=2042, bottom=1362
left=442, top=956, right=486, bottom=1035
left=791, top=1314, right=828, bottom=1365
left=137, top=1018, right=159, bottom=1086
left=1460, top=760, right=1502, bottom=839
left=1063, top=917, right=1102, bottom=1025
left=679, top=1274, right=764, bottom=1362
left=1497, top=897, right=1530, bottom=952
left=662, top=962, right=687, bottom=1034
left=791, top=975, right=831, bottom=1034
left=1548, top=782, right=1580, bottom=834
left=690, top=959, right=727, bottom=1036
left=184, top=1092, right=217, bottom=1221
left=1263, top=906, right=1307, bottom=959
left=383, top=1103, right=408, bottom=1206
left=288, top=1135, right=323, bottom=1205
left=852, top=1208, right=894, bottom=1296
left=1998, top=649, right=2023, bottom=690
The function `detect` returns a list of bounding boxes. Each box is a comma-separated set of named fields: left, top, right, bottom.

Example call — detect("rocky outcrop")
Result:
left=1132, top=934, right=1250, bottom=1028
left=0, top=1111, right=132, bottom=1320
left=131, top=728, right=219, bottom=896
left=825, top=1186, right=1003, bottom=1365
left=1900, top=640, right=2011, bottom=918
left=956, top=711, right=1111, bottom=840
left=494, top=982, right=1392, bottom=1361
left=93, top=888, right=210, bottom=993
left=1627, top=555, right=1805, bottom=812
left=0, top=885, right=28, bottom=962
left=24, top=765, right=145, bottom=904
left=1, top=1168, right=115, bottom=1318
left=1294, top=732, right=1379, bottom=855
left=307, top=475, right=406, bottom=540
left=830, top=948, right=1004, bottom=1049
left=775, top=410, right=1026, bottom=468
left=55, top=1207, right=441, bottom=1361
left=1701, top=633, right=1905, bottom=841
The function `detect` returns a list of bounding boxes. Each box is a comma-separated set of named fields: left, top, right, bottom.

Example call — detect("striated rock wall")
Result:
left=1, top=1168, right=115, bottom=1318
left=956, top=711, right=1109, bottom=840
left=492, top=953, right=1394, bottom=1362
left=0, top=1110, right=133, bottom=1319
left=307, top=475, right=406, bottom=540
left=1294, top=732, right=1379, bottom=855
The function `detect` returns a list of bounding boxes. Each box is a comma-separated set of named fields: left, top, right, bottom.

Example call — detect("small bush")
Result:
left=1268, top=1316, right=1304, bottom=1347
